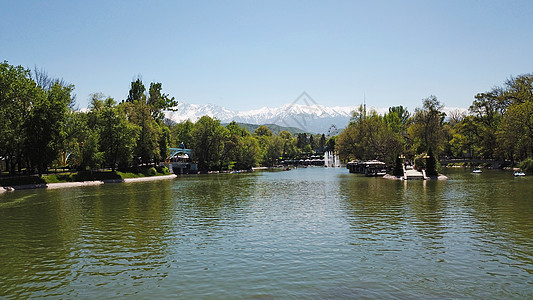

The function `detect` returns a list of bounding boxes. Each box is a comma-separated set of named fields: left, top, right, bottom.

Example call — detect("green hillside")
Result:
left=222, top=122, right=306, bottom=135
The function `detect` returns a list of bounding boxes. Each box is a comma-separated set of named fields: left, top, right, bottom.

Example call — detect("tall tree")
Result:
left=172, top=120, right=195, bottom=148
left=125, top=79, right=161, bottom=165
left=263, top=135, right=283, bottom=167
left=147, top=82, right=178, bottom=121
left=407, top=95, right=446, bottom=154
left=279, top=131, right=298, bottom=158
left=337, top=108, right=403, bottom=165
left=0, top=62, right=42, bottom=174
left=98, top=98, right=139, bottom=170
left=25, top=82, right=74, bottom=174
left=126, top=78, right=146, bottom=103
left=191, top=116, right=228, bottom=171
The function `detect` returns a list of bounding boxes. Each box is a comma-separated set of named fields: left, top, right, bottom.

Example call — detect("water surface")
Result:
left=1, top=168, right=532, bottom=298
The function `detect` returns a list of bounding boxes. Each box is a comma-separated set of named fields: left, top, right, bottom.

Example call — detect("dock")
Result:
left=403, top=166, right=426, bottom=180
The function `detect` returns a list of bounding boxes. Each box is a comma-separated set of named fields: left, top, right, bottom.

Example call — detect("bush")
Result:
left=426, top=147, right=438, bottom=176
left=0, top=175, right=46, bottom=186
left=414, top=154, right=426, bottom=170
left=519, top=158, right=533, bottom=172
left=392, top=155, right=403, bottom=176
left=413, top=149, right=440, bottom=176
left=155, top=165, right=170, bottom=175
left=144, top=167, right=157, bottom=176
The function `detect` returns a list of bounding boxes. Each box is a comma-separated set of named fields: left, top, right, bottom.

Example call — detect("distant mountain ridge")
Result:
left=165, top=102, right=363, bottom=133
left=164, top=102, right=468, bottom=134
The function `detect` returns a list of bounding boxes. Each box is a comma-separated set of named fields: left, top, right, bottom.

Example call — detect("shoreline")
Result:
left=383, top=174, right=449, bottom=181
left=1, top=174, right=177, bottom=193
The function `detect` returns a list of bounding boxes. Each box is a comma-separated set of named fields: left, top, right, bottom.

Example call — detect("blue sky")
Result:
left=2, top=0, right=532, bottom=112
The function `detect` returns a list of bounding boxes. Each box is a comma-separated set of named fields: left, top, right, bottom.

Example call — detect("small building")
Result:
left=164, top=148, right=198, bottom=174
left=347, top=160, right=387, bottom=176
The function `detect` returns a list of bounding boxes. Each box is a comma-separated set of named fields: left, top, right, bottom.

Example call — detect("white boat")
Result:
left=513, top=171, right=526, bottom=177
left=473, top=169, right=482, bottom=174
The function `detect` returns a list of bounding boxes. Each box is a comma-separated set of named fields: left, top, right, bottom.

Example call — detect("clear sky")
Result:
left=2, top=0, right=532, bottom=112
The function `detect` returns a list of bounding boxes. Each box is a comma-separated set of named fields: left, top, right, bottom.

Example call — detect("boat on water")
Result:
left=347, top=160, right=388, bottom=177
left=473, top=169, right=482, bottom=174
left=513, top=171, right=526, bottom=177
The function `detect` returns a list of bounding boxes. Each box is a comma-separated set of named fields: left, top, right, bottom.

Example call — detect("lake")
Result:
left=1, top=167, right=532, bottom=298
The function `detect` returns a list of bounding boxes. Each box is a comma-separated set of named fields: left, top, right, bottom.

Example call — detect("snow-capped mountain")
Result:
left=164, top=102, right=468, bottom=134
left=165, top=102, right=363, bottom=133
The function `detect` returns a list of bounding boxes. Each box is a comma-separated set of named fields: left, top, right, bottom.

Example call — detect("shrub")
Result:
left=426, top=147, right=438, bottom=176
left=414, top=154, right=426, bottom=171
left=155, top=165, right=170, bottom=175
left=392, top=155, right=403, bottom=176
left=519, top=158, right=533, bottom=172
left=144, top=167, right=157, bottom=176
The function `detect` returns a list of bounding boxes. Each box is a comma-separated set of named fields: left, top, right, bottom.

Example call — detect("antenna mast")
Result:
left=363, top=93, right=366, bottom=118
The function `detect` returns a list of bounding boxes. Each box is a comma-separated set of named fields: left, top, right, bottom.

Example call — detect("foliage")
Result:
left=97, top=97, right=139, bottom=170
left=172, top=119, right=195, bottom=148
left=337, top=106, right=404, bottom=165
left=407, top=95, right=446, bottom=154
left=3, top=59, right=533, bottom=177
left=519, top=158, right=533, bottom=173
left=413, top=154, right=426, bottom=171
left=191, top=116, right=228, bottom=171
left=392, top=155, right=403, bottom=176
left=0, top=61, right=46, bottom=175
left=425, top=147, right=438, bottom=176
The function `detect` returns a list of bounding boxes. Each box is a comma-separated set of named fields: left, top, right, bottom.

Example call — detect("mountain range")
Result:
left=165, top=102, right=369, bottom=134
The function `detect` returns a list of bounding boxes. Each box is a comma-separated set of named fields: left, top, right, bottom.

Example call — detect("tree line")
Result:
left=171, top=118, right=333, bottom=171
left=336, top=73, right=533, bottom=172
left=0, top=61, right=177, bottom=175
left=2, top=60, right=532, bottom=175
left=0, top=61, right=336, bottom=175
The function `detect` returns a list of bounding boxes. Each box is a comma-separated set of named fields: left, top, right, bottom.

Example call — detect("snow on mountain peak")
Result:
left=165, top=102, right=359, bottom=133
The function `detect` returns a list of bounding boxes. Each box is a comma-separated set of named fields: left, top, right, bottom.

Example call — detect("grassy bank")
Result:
left=1, top=166, right=171, bottom=187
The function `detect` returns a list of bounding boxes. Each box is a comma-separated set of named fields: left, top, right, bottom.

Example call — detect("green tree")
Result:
left=238, top=135, right=260, bottom=169
left=254, top=125, right=273, bottom=137
left=0, top=62, right=41, bottom=174
left=337, top=106, right=404, bottom=165
left=98, top=98, right=139, bottom=170
left=326, top=136, right=336, bottom=152
left=467, top=91, right=505, bottom=158
left=62, top=111, right=90, bottom=169
left=80, top=130, right=103, bottom=171
left=497, top=101, right=533, bottom=161
left=297, top=133, right=308, bottom=149
left=126, top=78, right=146, bottom=103
left=388, top=106, right=410, bottom=126
left=407, top=95, right=446, bottom=154
left=159, top=126, right=171, bottom=163
left=425, top=147, right=438, bottom=176
left=191, top=116, right=228, bottom=171
left=279, top=131, right=298, bottom=158
left=147, top=82, right=178, bottom=121
left=309, top=134, right=316, bottom=152
left=319, top=134, right=326, bottom=152
left=125, top=79, right=161, bottom=165
left=25, top=82, right=74, bottom=174
left=449, top=116, right=478, bottom=158
left=254, top=125, right=274, bottom=166
left=263, top=135, right=283, bottom=166
left=172, top=120, right=195, bottom=148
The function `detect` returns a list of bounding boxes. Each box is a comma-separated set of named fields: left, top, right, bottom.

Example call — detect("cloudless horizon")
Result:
left=2, top=0, right=533, bottom=112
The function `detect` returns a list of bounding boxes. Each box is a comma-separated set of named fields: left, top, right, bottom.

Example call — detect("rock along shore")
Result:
left=0, top=174, right=177, bottom=193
